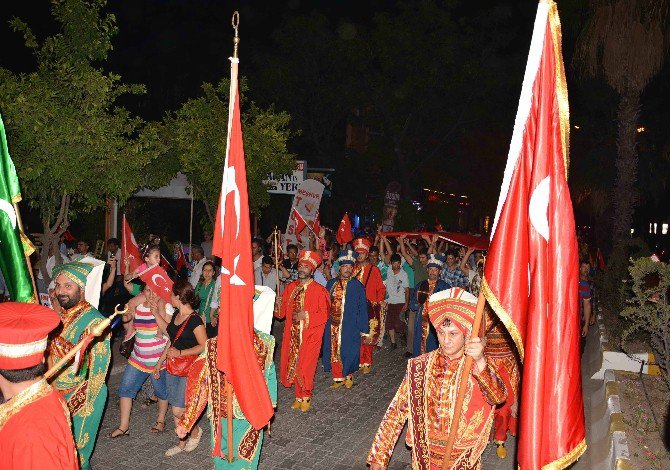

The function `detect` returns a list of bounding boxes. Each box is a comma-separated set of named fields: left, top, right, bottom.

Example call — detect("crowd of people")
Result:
left=1, top=222, right=545, bottom=469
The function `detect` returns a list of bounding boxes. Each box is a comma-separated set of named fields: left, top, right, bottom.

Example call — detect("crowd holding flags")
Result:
left=482, top=0, right=586, bottom=467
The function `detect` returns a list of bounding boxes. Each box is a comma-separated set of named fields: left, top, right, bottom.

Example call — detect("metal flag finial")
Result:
left=232, top=11, right=240, bottom=58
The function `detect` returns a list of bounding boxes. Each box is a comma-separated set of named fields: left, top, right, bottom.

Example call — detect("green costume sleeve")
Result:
left=72, top=315, right=111, bottom=470
left=83, top=318, right=111, bottom=408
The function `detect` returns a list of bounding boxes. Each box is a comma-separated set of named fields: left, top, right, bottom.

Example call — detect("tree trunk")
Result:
left=195, top=185, right=215, bottom=227
left=611, top=90, right=640, bottom=242
left=38, top=195, right=71, bottom=285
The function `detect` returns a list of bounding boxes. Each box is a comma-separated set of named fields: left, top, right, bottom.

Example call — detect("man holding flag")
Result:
left=367, top=288, right=506, bottom=469
left=176, top=287, right=278, bottom=469
left=481, top=0, right=586, bottom=467
left=351, top=237, right=386, bottom=374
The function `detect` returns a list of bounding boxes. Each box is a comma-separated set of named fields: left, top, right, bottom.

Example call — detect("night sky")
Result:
left=1, top=1, right=669, bottom=241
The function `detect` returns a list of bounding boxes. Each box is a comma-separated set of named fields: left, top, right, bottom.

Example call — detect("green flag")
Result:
left=0, top=112, right=35, bottom=302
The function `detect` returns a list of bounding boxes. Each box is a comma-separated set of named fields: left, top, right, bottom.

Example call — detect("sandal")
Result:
left=110, top=427, right=130, bottom=438
left=151, top=421, right=165, bottom=433
left=141, top=397, right=158, bottom=409
left=184, top=426, right=202, bottom=452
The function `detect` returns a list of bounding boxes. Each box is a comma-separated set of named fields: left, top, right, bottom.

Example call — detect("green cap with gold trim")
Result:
left=52, top=262, right=94, bottom=289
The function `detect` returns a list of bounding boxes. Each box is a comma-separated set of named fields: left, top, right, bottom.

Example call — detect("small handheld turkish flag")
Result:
left=139, top=265, right=174, bottom=303
left=292, top=208, right=308, bottom=242
left=336, top=213, right=353, bottom=245
left=175, top=245, right=188, bottom=271
left=122, top=215, right=142, bottom=273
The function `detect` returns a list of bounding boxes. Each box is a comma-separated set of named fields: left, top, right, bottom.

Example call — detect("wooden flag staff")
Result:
left=273, top=227, right=281, bottom=300
left=440, top=289, right=487, bottom=469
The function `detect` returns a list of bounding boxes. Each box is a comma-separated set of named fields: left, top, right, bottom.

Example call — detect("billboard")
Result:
left=264, top=160, right=307, bottom=195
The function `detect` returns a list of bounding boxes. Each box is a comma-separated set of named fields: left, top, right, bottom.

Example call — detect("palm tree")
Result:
left=575, top=0, right=668, bottom=243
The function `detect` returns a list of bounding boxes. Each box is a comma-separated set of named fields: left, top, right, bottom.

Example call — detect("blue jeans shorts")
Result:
left=166, top=372, right=187, bottom=408
left=118, top=363, right=168, bottom=401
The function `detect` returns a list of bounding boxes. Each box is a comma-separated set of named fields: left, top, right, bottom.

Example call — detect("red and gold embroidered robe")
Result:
left=0, top=379, right=78, bottom=470
left=180, top=335, right=275, bottom=464
left=367, top=350, right=506, bottom=469
left=353, top=263, right=386, bottom=354
left=484, top=310, right=521, bottom=443
left=277, top=279, right=330, bottom=397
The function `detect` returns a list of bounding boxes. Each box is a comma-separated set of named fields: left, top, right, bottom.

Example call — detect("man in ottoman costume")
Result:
left=322, top=250, right=369, bottom=389
left=276, top=250, right=330, bottom=412
left=177, top=287, right=277, bottom=469
left=411, top=254, right=448, bottom=357
left=0, top=302, right=78, bottom=469
left=351, top=237, right=385, bottom=373
left=368, top=288, right=506, bottom=469
left=48, top=261, right=111, bottom=470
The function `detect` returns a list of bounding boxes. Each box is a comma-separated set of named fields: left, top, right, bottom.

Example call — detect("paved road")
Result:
left=92, top=330, right=518, bottom=469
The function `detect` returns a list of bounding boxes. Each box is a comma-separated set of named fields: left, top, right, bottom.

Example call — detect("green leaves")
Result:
left=1, top=0, right=297, bottom=232
left=620, top=256, right=670, bottom=387
left=0, top=0, right=154, bottom=227
left=156, top=77, right=296, bottom=220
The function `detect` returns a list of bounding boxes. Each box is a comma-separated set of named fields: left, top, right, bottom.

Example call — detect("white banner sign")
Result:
left=285, top=179, right=325, bottom=248
left=265, top=160, right=306, bottom=195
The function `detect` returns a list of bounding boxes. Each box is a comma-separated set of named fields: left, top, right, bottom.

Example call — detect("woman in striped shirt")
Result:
left=110, top=288, right=171, bottom=437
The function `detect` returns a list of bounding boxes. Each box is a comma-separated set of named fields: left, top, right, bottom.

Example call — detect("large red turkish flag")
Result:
left=121, top=214, right=142, bottom=273
left=482, top=1, right=586, bottom=468
left=212, top=58, right=273, bottom=431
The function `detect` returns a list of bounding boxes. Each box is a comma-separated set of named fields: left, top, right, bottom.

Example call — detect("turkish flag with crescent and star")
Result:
left=336, top=212, right=353, bottom=245
left=139, top=264, right=174, bottom=303
left=481, top=1, right=585, bottom=468
left=291, top=208, right=308, bottom=242
left=212, top=57, right=273, bottom=432
left=122, top=214, right=142, bottom=273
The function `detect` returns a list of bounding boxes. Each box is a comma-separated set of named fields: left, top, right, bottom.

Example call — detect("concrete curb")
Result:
left=592, top=315, right=660, bottom=379
left=590, top=313, right=632, bottom=470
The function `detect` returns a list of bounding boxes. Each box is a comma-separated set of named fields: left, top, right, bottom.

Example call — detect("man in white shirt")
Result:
left=254, top=256, right=278, bottom=292
left=188, top=245, right=207, bottom=287
left=200, top=230, right=213, bottom=260
left=384, top=253, right=409, bottom=349
left=252, top=238, right=264, bottom=272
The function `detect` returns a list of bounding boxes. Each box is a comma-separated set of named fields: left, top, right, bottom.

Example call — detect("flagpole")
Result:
left=189, top=183, right=194, bottom=259
left=440, top=289, right=486, bottom=470
left=273, top=227, right=281, bottom=297
left=221, top=10, right=241, bottom=463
